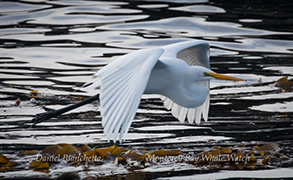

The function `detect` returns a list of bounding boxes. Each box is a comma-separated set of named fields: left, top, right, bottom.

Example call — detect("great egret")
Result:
left=31, top=40, right=243, bottom=143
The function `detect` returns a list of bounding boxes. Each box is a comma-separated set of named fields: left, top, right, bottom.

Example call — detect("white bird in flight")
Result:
left=83, top=40, right=243, bottom=143
left=32, top=40, right=243, bottom=143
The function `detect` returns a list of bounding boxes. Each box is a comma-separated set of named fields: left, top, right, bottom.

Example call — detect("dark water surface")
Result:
left=0, top=0, right=292, bottom=179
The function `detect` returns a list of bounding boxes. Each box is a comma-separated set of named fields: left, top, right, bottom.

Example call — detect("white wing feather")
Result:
left=160, top=41, right=211, bottom=125
left=91, top=48, right=164, bottom=143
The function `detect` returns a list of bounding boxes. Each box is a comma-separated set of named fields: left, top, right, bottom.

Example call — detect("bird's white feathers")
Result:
left=161, top=81, right=209, bottom=125
left=90, top=48, right=164, bottom=142
left=85, top=40, right=211, bottom=143
left=159, top=41, right=210, bottom=125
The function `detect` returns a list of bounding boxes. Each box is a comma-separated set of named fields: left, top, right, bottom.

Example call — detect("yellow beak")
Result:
left=205, top=72, right=243, bottom=81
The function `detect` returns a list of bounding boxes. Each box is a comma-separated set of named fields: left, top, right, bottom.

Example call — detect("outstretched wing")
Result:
left=160, top=40, right=210, bottom=68
left=90, top=48, right=164, bottom=143
left=160, top=40, right=210, bottom=125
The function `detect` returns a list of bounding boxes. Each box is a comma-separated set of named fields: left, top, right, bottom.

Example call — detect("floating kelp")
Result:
left=2, top=142, right=283, bottom=174
left=54, top=144, right=80, bottom=157
left=29, top=159, right=49, bottom=173
left=14, top=98, right=21, bottom=106
left=41, top=144, right=62, bottom=155
left=80, top=144, right=92, bottom=152
left=150, top=149, right=181, bottom=156
left=0, top=154, right=14, bottom=172
left=30, top=90, right=39, bottom=98
left=0, top=142, right=289, bottom=176
left=254, top=142, right=281, bottom=154
left=275, top=76, right=293, bottom=91
left=186, top=144, right=282, bottom=170
left=18, top=150, right=39, bottom=156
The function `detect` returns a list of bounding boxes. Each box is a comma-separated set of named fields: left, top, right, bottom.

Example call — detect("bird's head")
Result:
left=192, top=66, right=243, bottom=82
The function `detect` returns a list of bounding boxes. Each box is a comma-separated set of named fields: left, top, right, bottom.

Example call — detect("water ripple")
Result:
left=0, top=0, right=292, bottom=179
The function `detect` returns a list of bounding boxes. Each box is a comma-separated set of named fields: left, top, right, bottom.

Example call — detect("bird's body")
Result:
left=145, top=58, right=209, bottom=108
left=83, top=40, right=243, bottom=143
left=30, top=40, right=243, bottom=143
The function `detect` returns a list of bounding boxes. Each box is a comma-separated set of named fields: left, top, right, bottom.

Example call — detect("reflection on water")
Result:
left=0, top=0, right=292, bottom=179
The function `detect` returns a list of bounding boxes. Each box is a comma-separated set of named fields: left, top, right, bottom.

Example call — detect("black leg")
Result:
left=31, top=94, right=99, bottom=127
